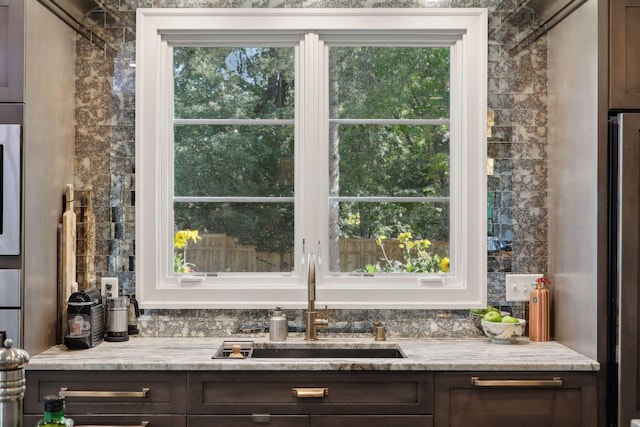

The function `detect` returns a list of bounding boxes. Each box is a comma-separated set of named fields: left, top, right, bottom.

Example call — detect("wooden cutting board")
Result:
left=85, top=186, right=96, bottom=288
left=61, top=184, right=76, bottom=312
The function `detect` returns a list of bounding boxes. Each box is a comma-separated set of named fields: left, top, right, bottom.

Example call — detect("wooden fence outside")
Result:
left=184, top=233, right=447, bottom=273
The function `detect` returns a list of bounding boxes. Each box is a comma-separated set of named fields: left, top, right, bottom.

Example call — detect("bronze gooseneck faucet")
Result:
left=305, top=253, right=328, bottom=340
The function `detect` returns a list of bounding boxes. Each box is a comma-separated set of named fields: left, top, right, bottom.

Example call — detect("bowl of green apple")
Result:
left=479, top=310, right=526, bottom=344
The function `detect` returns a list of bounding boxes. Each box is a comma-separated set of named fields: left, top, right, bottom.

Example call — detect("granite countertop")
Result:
left=27, top=336, right=599, bottom=372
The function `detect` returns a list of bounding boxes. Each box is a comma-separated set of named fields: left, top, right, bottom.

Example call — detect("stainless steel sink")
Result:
left=213, top=341, right=406, bottom=359
left=251, top=346, right=405, bottom=358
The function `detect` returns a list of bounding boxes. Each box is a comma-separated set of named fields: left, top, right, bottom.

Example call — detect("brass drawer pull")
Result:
left=292, top=387, right=329, bottom=398
left=471, top=376, right=563, bottom=387
left=59, top=387, right=151, bottom=398
left=76, top=423, right=149, bottom=427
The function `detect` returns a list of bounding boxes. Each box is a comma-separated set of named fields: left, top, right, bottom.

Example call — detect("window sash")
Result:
left=136, top=8, right=487, bottom=309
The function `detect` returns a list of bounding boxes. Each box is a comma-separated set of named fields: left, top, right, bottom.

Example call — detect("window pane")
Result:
left=174, top=47, right=294, bottom=120
left=327, top=46, right=451, bottom=274
left=174, top=202, right=294, bottom=273
left=174, top=124, right=294, bottom=197
left=329, top=47, right=450, bottom=120
left=329, top=202, right=450, bottom=273
left=330, top=124, right=450, bottom=198
left=172, top=46, right=296, bottom=274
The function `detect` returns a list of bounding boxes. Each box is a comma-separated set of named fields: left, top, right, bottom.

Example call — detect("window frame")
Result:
left=136, top=8, right=488, bottom=309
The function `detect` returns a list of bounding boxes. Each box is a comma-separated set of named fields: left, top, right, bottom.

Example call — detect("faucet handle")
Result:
left=320, top=305, right=329, bottom=320
left=372, top=321, right=382, bottom=336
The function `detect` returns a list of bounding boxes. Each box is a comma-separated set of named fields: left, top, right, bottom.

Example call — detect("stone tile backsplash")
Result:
left=74, top=0, right=546, bottom=337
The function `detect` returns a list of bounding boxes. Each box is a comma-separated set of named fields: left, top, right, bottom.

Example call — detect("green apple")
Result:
left=501, top=315, right=519, bottom=324
left=483, top=311, right=502, bottom=322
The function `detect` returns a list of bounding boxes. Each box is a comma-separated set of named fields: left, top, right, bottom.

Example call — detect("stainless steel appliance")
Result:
left=0, top=125, right=21, bottom=256
left=105, top=297, right=128, bottom=342
left=0, top=124, right=21, bottom=350
left=608, top=112, right=640, bottom=426
left=64, top=287, right=104, bottom=350
left=0, top=270, right=20, bottom=350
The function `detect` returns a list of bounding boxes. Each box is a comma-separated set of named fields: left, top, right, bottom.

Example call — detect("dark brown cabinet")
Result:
left=188, top=371, right=434, bottom=426
left=0, top=0, right=23, bottom=102
left=610, top=0, right=640, bottom=109
left=433, top=372, right=597, bottom=427
left=25, top=369, right=597, bottom=426
left=24, top=371, right=187, bottom=426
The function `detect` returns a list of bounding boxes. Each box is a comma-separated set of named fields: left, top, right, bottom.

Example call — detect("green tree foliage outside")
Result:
left=172, top=45, right=450, bottom=272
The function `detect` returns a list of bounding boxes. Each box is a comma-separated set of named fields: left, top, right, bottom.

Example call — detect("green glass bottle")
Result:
left=35, top=396, right=74, bottom=427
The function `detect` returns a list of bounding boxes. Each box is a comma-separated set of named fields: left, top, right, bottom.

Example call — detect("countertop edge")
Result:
left=25, top=336, right=600, bottom=372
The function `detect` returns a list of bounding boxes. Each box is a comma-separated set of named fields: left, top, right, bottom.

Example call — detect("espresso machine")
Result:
left=64, top=287, right=105, bottom=350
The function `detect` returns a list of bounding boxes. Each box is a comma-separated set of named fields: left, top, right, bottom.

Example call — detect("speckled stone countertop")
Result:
left=27, top=336, right=599, bottom=372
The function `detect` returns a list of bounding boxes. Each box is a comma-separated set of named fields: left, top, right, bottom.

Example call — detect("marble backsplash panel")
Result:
left=73, top=0, right=546, bottom=337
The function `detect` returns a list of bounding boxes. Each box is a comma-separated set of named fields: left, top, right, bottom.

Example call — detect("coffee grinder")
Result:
left=105, top=296, right=129, bottom=342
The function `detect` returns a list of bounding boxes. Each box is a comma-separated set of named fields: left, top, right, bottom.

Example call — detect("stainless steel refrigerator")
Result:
left=608, top=112, right=640, bottom=427
left=0, top=124, right=22, bottom=348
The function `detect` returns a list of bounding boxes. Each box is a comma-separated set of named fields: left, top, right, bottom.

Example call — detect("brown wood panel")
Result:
left=311, top=415, right=433, bottom=427
left=617, top=113, right=640, bottom=426
left=0, top=103, right=22, bottom=124
left=188, top=371, right=433, bottom=416
left=433, top=372, right=597, bottom=427
left=24, top=371, right=188, bottom=415
left=0, top=0, right=23, bottom=102
left=610, top=0, right=640, bottom=108
left=188, top=415, right=309, bottom=427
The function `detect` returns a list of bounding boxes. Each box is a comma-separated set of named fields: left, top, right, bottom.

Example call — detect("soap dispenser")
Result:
left=269, top=308, right=288, bottom=341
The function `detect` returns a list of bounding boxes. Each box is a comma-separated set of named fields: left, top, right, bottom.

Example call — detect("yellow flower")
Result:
left=440, top=257, right=450, bottom=272
left=347, top=213, right=361, bottom=226
left=174, top=230, right=201, bottom=249
left=375, top=235, right=386, bottom=246
left=397, top=232, right=412, bottom=242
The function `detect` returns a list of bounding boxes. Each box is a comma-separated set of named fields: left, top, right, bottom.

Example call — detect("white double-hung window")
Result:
left=136, top=8, right=487, bottom=309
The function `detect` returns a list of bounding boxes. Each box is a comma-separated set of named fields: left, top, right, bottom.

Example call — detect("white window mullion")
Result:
left=299, top=32, right=326, bottom=272
left=162, top=41, right=176, bottom=282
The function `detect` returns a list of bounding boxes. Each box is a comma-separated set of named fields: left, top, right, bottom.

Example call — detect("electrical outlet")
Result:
left=505, top=273, right=543, bottom=302
left=101, top=277, right=119, bottom=299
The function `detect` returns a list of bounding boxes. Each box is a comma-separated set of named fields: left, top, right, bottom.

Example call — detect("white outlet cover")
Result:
left=505, top=273, right=543, bottom=302
left=101, top=277, right=119, bottom=299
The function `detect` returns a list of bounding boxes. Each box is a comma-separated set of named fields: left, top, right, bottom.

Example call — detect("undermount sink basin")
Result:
left=250, top=346, right=405, bottom=358
left=213, top=341, right=406, bottom=359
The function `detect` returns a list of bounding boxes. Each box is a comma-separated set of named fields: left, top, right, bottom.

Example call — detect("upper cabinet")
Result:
left=0, top=0, right=23, bottom=103
left=610, top=0, right=640, bottom=109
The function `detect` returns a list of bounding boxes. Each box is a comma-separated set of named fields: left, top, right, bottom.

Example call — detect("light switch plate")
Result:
left=101, top=277, right=119, bottom=299
left=505, top=273, right=543, bottom=302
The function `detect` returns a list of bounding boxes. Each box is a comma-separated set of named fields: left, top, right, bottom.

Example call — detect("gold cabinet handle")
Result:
left=76, top=423, right=149, bottom=427
left=292, top=387, right=329, bottom=398
left=471, top=376, right=562, bottom=387
left=59, top=387, right=150, bottom=398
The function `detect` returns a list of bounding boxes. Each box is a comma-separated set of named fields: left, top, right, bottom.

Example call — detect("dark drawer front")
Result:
left=188, top=415, right=309, bottom=427
left=311, top=415, right=433, bottom=427
left=189, top=371, right=433, bottom=415
left=24, top=414, right=186, bottom=427
left=434, top=372, right=598, bottom=427
left=25, top=371, right=187, bottom=415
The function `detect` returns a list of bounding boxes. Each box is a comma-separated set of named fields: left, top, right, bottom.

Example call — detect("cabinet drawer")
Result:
left=311, top=415, right=433, bottom=426
left=188, top=415, right=309, bottom=427
left=434, top=372, right=597, bottom=427
left=188, top=371, right=433, bottom=415
left=0, top=0, right=23, bottom=102
left=24, top=414, right=186, bottom=427
left=25, top=371, right=187, bottom=415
